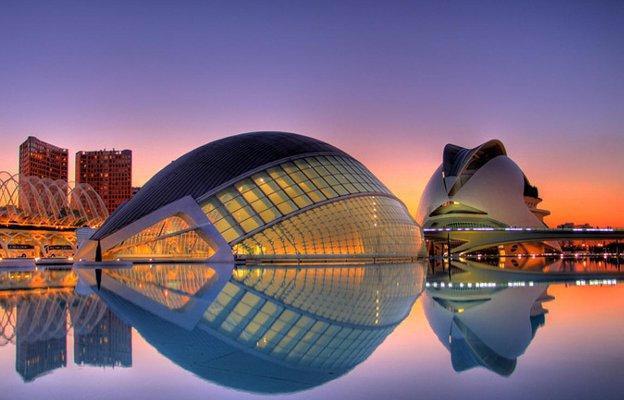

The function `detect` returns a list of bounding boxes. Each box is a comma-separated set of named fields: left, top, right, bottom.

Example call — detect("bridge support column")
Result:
left=446, top=233, right=452, bottom=269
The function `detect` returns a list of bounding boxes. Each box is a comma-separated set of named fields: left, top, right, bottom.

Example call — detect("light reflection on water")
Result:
left=0, top=260, right=623, bottom=400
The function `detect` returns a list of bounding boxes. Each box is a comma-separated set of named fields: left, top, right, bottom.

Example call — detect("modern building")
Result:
left=76, top=149, right=132, bottom=213
left=18, top=136, right=68, bottom=181
left=0, top=172, right=108, bottom=258
left=417, top=140, right=557, bottom=255
left=78, top=132, right=424, bottom=263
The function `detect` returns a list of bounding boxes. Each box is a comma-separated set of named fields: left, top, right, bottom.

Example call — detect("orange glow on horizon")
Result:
left=2, top=131, right=622, bottom=228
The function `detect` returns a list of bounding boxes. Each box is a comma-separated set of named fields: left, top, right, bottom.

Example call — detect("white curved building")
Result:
left=417, top=140, right=557, bottom=254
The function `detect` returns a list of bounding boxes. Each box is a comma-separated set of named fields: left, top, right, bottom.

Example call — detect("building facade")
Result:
left=417, top=139, right=557, bottom=255
left=76, top=149, right=132, bottom=213
left=78, top=132, right=424, bottom=262
left=18, top=136, right=68, bottom=181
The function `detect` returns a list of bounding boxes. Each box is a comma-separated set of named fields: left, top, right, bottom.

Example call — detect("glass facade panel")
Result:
left=200, top=155, right=396, bottom=246
left=234, top=196, right=422, bottom=258
left=105, top=216, right=214, bottom=259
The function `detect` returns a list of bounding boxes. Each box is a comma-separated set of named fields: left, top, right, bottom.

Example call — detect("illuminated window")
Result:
left=234, top=196, right=421, bottom=258
left=105, top=216, right=214, bottom=259
left=200, top=155, right=396, bottom=245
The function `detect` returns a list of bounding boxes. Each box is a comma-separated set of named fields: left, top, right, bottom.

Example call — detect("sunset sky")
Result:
left=1, top=1, right=623, bottom=226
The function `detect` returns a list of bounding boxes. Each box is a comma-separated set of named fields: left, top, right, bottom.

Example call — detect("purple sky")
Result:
left=1, top=0, right=623, bottom=225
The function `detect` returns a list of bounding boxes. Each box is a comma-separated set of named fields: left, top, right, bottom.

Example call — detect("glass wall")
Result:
left=102, top=155, right=421, bottom=261
left=200, top=155, right=418, bottom=258
left=233, top=196, right=422, bottom=258
left=105, top=216, right=214, bottom=260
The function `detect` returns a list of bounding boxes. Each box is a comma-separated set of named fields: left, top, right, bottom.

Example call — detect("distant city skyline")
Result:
left=15, top=135, right=132, bottom=215
left=7, top=130, right=624, bottom=227
left=1, top=1, right=623, bottom=226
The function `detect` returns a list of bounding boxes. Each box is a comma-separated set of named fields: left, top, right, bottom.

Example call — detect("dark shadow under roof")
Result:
left=442, top=139, right=506, bottom=178
left=92, top=131, right=348, bottom=240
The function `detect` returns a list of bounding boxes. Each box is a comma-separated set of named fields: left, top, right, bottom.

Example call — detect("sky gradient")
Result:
left=1, top=0, right=623, bottom=226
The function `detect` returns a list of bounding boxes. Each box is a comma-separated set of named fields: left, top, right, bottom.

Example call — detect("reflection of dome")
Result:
left=423, top=285, right=552, bottom=376
left=81, top=262, right=425, bottom=394
left=416, top=140, right=550, bottom=229
left=79, top=132, right=423, bottom=262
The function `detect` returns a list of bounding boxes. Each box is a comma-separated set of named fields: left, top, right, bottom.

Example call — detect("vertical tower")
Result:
left=75, top=149, right=132, bottom=213
left=18, top=136, right=68, bottom=181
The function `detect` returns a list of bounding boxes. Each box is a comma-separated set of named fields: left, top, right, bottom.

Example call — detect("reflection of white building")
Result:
left=417, top=140, right=557, bottom=254
left=80, top=262, right=425, bottom=393
left=424, top=285, right=552, bottom=376
left=78, top=132, right=424, bottom=263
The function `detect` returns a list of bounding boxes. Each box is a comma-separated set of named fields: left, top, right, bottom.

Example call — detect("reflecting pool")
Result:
left=1, top=260, right=623, bottom=400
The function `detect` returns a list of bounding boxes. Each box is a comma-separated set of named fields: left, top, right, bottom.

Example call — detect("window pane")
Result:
left=288, top=170, right=308, bottom=184
left=250, top=197, right=272, bottom=214
left=291, top=194, right=312, bottom=208
left=268, top=189, right=290, bottom=206
left=280, top=162, right=298, bottom=174
left=235, top=179, right=257, bottom=194
left=276, top=199, right=297, bottom=214
left=231, top=204, right=255, bottom=223
left=239, top=215, right=263, bottom=233
left=259, top=207, right=281, bottom=223
left=320, top=186, right=338, bottom=198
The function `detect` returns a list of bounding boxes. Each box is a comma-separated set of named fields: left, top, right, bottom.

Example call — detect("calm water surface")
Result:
left=1, top=260, right=623, bottom=400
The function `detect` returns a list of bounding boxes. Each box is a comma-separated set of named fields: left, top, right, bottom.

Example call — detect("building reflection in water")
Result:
left=424, top=283, right=553, bottom=376
left=15, top=292, right=68, bottom=382
left=79, top=262, right=426, bottom=394
left=0, top=269, right=132, bottom=382
left=72, top=297, right=132, bottom=368
left=475, top=256, right=622, bottom=273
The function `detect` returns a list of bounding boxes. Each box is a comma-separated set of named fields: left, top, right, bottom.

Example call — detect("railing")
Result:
left=424, top=227, right=622, bottom=233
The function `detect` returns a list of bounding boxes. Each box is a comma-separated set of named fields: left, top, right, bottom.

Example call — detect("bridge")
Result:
left=424, top=227, right=624, bottom=255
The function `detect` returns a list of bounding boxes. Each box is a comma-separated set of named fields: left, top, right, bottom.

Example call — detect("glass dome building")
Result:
left=78, top=132, right=424, bottom=262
